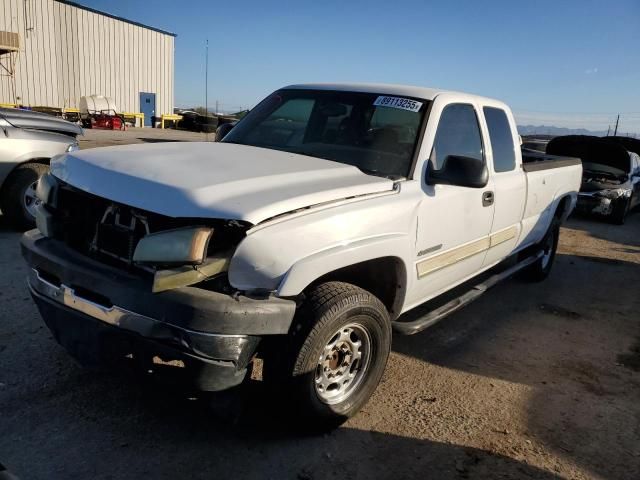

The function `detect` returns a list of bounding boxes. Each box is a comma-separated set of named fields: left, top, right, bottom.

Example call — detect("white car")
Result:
left=0, top=109, right=81, bottom=228
left=22, top=84, right=582, bottom=427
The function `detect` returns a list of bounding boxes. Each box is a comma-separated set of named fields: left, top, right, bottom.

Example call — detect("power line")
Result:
left=204, top=39, right=209, bottom=140
left=512, top=107, right=640, bottom=115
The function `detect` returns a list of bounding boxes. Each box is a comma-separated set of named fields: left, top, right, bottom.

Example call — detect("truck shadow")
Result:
left=392, top=249, right=640, bottom=480
left=0, top=370, right=562, bottom=480
left=0, top=250, right=564, bottom=478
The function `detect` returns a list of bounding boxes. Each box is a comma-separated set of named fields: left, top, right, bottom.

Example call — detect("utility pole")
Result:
left=205, top=39, right=209, bottom=140
left=606, top=125, right=610, bottom=136
left=613, top=114, right=620, bottom=136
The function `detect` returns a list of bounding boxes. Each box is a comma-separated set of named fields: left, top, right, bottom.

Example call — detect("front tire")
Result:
left=264, top=281, right=391, bottom=429
left=0, top=162, right=49, bottom=230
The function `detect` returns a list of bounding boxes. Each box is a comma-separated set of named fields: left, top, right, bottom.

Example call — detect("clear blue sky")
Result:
left=83, top=0, right=640, bottom=133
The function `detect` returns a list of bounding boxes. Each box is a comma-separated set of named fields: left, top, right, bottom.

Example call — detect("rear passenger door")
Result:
left=481, top=106, right=526, bottom=266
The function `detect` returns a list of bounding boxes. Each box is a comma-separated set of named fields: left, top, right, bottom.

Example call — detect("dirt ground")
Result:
left=0, top=129, right=639, bottom=479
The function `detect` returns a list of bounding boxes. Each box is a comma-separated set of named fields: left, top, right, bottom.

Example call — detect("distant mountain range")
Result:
left=517, top=125, right=608, bottom=137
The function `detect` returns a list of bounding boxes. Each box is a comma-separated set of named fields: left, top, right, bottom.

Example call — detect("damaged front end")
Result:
left=576, top=168, right=632, bottom=219
left=23, top=176, right=296, bottom=392
left=546, top=136, right=636, bottom=222
left=36, top=175, right=249, bottom=293
left=577, top=187, right=632, bottom=216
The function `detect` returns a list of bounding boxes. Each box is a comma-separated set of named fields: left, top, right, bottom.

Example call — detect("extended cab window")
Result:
left=223, top=89, right=428, bottom=179
left=431, top=104, right=483, bottom=169
left=484, top=107, right=516, bottom=172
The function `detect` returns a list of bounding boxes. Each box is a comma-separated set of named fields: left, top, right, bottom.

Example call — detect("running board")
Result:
left=392, top=250, right=544, bottom=335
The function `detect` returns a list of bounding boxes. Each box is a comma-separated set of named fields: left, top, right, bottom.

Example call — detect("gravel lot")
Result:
left=76, top=127, right=210, bottom=149
left=1, top=129, right=639, bottom=479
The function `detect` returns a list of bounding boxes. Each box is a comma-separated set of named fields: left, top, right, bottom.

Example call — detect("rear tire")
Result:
left=523, top=219, right=560, bottom=282
left=610, top=197, right=630, bottom=225
left=0, top=162, right=49, bottom=230
left=263, top=281, right=391, bottom=430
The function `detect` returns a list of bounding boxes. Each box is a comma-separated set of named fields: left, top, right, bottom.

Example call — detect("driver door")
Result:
left=408, top=102, right=495, bottom=307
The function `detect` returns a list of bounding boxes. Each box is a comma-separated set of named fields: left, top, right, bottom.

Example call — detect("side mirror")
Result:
left=426, top=155, right=488, bottom=188
left=215, top=122, right=235, bottom=142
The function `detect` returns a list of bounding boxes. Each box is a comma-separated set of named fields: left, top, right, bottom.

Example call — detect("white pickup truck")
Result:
left=22, top=84, right=582, bottom=427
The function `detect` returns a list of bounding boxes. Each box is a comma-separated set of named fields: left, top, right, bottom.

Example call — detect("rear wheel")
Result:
left=0, top=162, right=49, bottom=230
left=610, top=197, right=630, bottom=225
left=263, top=281, right=391, bottom=429
left=523, top=219, right=560, bottom=282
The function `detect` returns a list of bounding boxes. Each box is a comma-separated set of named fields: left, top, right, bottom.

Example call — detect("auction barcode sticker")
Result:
left=373, top=96, right=423, bottom=112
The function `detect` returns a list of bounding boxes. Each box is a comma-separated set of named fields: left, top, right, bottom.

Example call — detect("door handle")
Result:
left=482, top=191, right=494, bottom=207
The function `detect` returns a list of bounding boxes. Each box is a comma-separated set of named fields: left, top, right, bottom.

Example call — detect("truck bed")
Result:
left=520, top=148, right=582, bottom=249
left=521, top=148, right=582, bottom=172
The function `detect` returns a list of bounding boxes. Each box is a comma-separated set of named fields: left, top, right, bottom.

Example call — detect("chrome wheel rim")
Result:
left=314, top=322, right=372, bottom=405
left=541, top=230, right=555, bottom=269
left=23, top=181, right=41, bottom=219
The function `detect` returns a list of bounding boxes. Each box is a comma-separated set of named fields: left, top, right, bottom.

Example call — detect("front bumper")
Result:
left=21, top=230, right=297, bottom=391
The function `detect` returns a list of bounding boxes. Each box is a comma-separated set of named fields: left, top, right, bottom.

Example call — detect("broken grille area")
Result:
left=51, top=183, right=249, bottom=271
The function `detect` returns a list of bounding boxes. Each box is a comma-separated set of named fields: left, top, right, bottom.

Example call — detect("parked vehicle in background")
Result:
left=175, top=110, right=218, bottom=133
left=521, top=135, right=553, bottom=153
left=79, top=95, right=124, bottom=130
left=214, top=120, right=237, bottom=141
left=546, top=135, right=640, bottom=224
left=0, top=108, right=82, bottom=229
left=22, top=84, right=582, bottom=428
left=174, top=109, right=243, bottom=134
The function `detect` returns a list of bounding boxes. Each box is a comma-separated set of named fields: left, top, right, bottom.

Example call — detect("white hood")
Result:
left=50, top=142, right=394, bottom=224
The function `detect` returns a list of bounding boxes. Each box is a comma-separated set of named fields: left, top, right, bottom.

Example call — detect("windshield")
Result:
left=223, top=89, right=429, bottom=178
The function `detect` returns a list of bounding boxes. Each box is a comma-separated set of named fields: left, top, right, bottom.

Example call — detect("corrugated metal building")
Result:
left=0, top=0, right=175, bottom=125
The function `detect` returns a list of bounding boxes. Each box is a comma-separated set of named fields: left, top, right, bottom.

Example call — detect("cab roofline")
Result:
left=282, top=82, right=500, bottom=104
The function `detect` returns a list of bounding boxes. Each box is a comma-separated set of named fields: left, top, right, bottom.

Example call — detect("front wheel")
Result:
left=263, top=282, right=391, bottom=429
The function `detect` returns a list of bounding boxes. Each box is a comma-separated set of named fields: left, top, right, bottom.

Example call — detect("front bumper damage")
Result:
left=21, top=230, right=297, bottom=391
left=576, top=188, right=632, bottom=217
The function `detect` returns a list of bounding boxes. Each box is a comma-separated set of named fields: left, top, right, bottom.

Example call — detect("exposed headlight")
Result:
left=66, top=142, right=79, bottom=152
left=35, top=173, right=58, bottom=205
left=151, top=251, right=232, bottom=293
left=133, top=227, right=213, bottom=266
